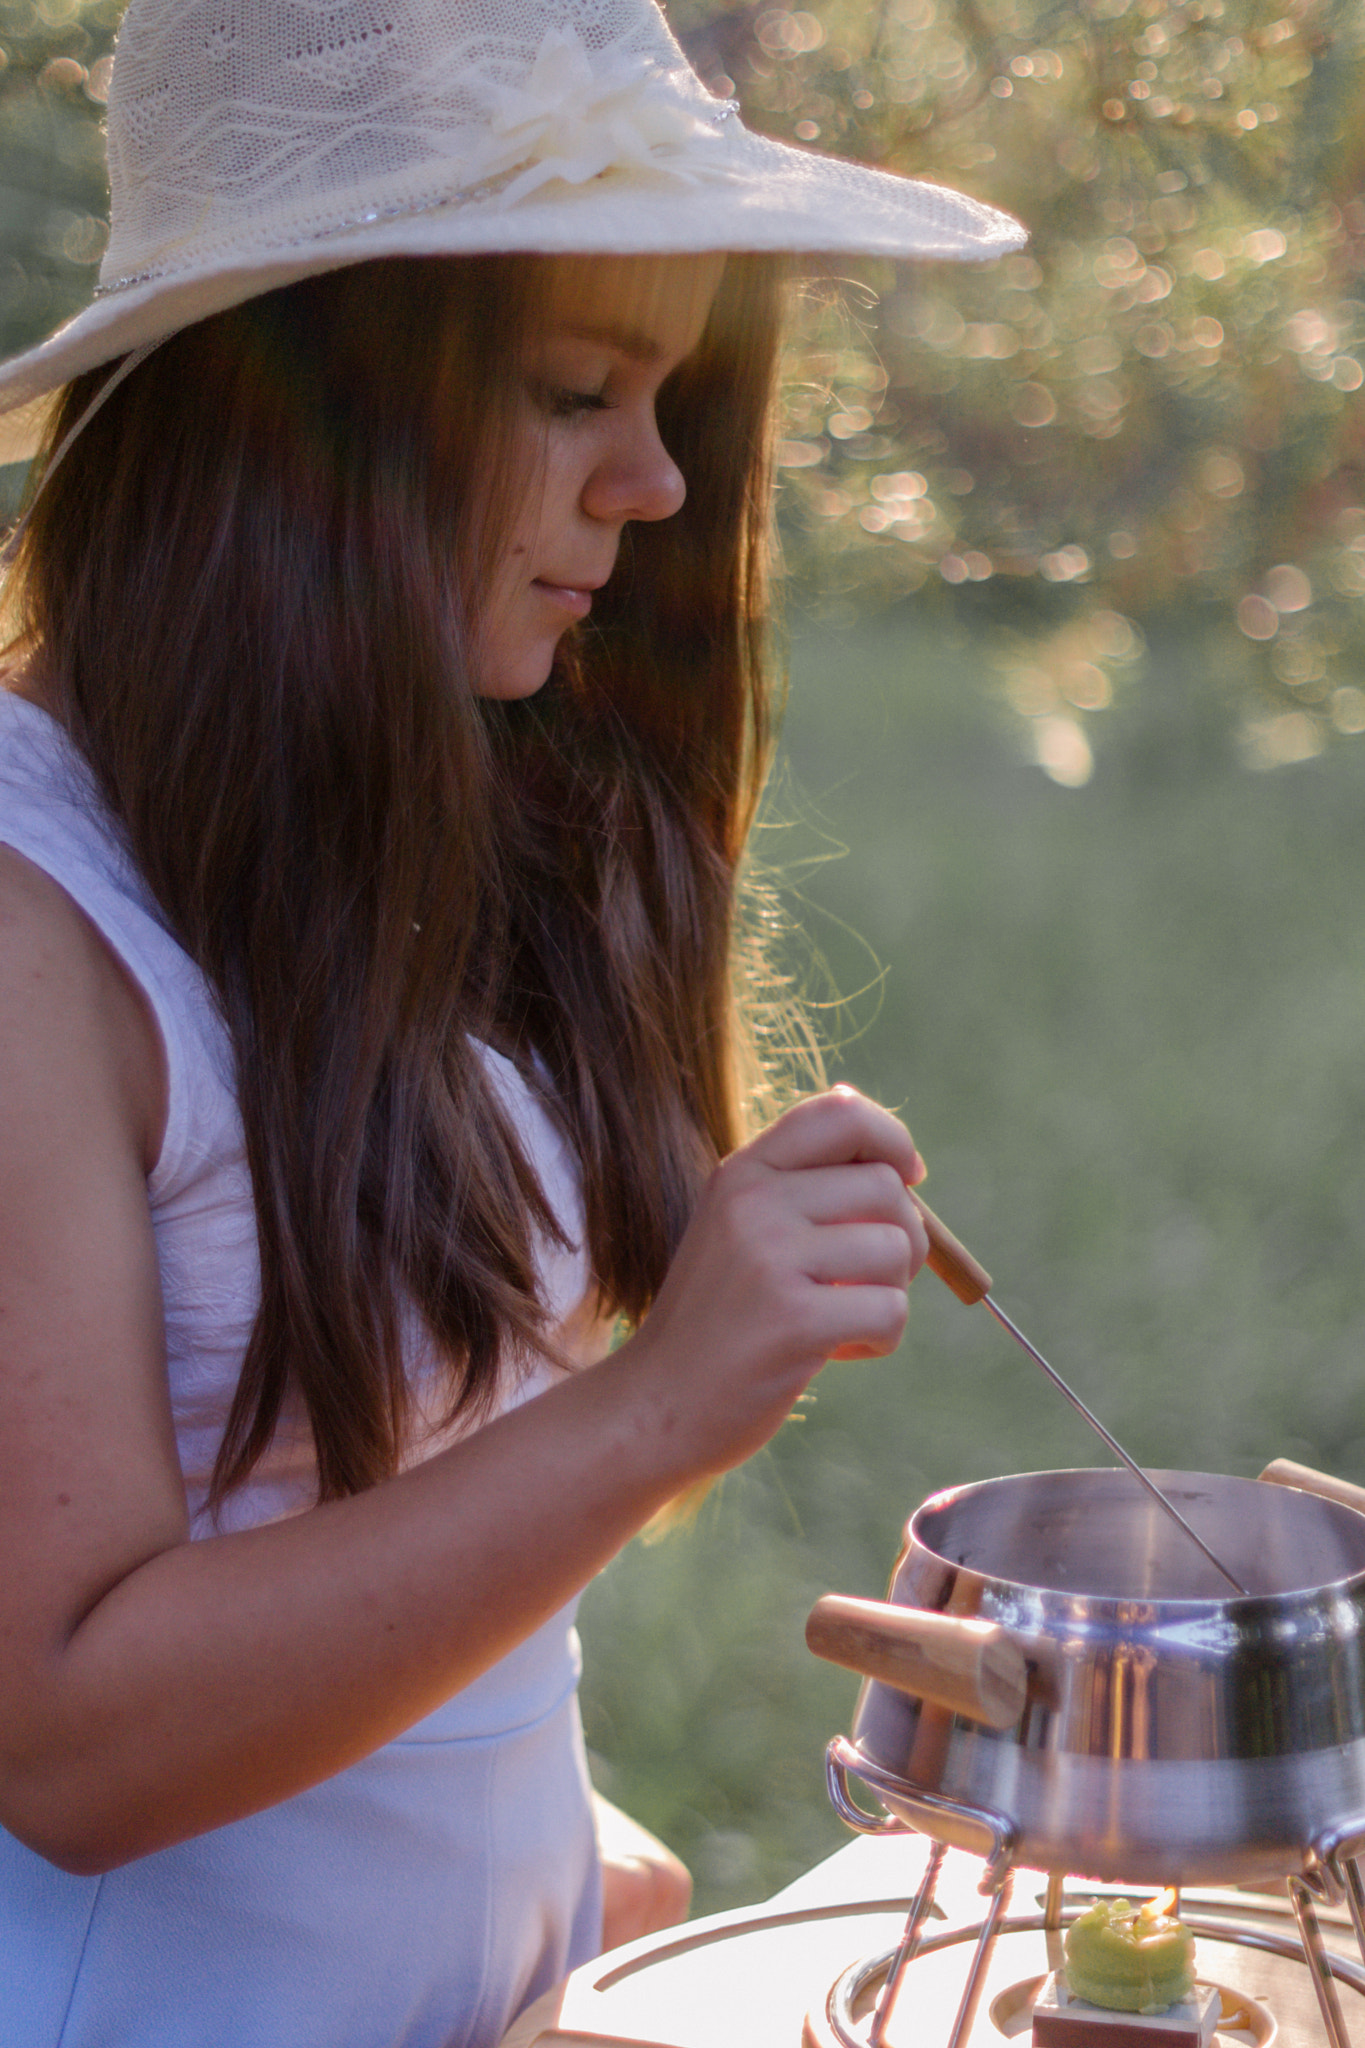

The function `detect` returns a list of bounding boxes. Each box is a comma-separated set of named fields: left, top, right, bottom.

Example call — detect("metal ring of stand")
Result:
left=824, top=1737, right=1365, bottom=2048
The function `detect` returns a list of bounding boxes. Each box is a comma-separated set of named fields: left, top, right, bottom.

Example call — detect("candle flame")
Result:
left=1151, top=1887, right=1178, bottom=1917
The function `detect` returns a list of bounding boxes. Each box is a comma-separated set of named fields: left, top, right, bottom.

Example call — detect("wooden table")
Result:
left=499, top=1832, right=948, bottom=2048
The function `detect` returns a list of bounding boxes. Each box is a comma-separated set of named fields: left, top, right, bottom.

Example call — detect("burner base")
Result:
left=808, top=1924, right=1295, bottom=2047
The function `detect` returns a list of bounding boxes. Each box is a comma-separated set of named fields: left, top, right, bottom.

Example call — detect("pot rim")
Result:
left=905, top=1466, right=1365, bottom=1613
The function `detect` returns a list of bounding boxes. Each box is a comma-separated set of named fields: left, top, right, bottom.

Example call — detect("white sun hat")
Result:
left=0, top=0, right=1025, bottom=435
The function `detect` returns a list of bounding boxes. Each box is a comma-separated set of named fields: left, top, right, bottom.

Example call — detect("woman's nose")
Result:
left=581, top=410, right=686, bottom=526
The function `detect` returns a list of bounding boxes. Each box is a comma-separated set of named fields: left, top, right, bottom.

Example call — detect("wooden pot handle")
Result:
left=1259, top=1458, right=1365, bottom=1519
left=806, top=1593, right=1027, bottom=1730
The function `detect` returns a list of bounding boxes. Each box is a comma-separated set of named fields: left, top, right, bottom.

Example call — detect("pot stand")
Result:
left=825, top=1738, right=1365, bottom=2048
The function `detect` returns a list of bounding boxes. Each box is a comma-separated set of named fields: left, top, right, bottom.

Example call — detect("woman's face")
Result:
left=476, top=252, right=726, bottom=700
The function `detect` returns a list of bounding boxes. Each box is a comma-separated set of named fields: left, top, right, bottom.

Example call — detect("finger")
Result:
left=797, top=1280, right=911, bottom=1361
left=798, top=1171, right=933, bottom=1279
left=789, top=1162, right=927, bottom=1232
left=827, top=1333, right=908, bottom=1362
left=828, top=1084, right=928, bottom=1185
left=752, top=1087, right=925, bottom=1184
left=799, top=1220, right=917, bottom=1288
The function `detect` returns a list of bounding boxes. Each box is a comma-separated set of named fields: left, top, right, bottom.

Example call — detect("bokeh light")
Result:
left=674, top=0, right=1365, bottom=769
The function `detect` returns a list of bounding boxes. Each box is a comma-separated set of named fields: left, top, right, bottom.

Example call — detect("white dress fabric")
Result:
left=0, top=692, right=605, bottom=2047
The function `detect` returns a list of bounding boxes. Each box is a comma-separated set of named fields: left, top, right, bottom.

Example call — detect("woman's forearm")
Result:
left=6, top=1348, right=685, bottom=1874
left=2, top=1089, right=925, bottom=1876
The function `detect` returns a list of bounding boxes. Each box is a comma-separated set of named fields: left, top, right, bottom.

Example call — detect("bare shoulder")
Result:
left=0, top=843, right=166, bottom=1174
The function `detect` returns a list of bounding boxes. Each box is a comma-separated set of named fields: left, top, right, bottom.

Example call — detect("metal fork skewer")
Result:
left=982, top=1298, right=1248, bottom=1597
left=911, top=1191, right=1249, bottom=1598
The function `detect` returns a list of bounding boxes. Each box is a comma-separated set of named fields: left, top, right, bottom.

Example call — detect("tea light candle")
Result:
left=1032, top=1895, right=1215, bottom=2048
left=1063, top=1896, right=1197, bottom=2012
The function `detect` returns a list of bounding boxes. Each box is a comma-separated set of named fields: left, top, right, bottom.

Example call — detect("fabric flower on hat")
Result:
left=472, top=27, right=736, bottom=205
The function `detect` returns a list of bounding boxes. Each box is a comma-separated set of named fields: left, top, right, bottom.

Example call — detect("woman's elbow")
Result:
left=0, top=1757, right=152, bottom=1877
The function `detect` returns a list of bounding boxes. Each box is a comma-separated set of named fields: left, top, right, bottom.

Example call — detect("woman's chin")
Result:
left=473, top=648, right=560, bottom=701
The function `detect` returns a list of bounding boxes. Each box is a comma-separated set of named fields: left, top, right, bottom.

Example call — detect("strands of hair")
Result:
left=5, top=251, right=805, bottom=1507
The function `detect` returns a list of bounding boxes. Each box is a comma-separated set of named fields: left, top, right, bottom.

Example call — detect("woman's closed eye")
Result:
left=541, top=383, right=611, bottom=419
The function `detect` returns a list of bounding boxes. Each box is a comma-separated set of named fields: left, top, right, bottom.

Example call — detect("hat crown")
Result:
left=102, top=0, right=705, bottom=288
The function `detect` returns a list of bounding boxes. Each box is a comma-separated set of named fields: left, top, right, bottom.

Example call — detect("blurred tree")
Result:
left=2, top=0, right=1364, bottom=767
left=0, top=0, right=116, bottom=370
left=672, top=0, right=1365, bottom=776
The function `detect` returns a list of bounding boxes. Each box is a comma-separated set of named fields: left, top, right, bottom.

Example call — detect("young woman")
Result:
left=0, top=1, right=1023, bottom=2042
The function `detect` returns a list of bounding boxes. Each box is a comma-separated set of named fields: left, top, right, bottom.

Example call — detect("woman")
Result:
left=0, top=1, right=1023, bottom=2042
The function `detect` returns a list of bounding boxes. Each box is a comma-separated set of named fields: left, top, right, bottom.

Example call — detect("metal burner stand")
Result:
left=825, top=1736, right=1365, bottom=2048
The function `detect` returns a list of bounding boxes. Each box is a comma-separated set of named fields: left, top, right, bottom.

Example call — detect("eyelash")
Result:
left=543, top=385, right=610, bottom=420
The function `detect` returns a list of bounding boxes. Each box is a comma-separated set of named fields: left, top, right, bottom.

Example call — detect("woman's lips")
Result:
left=533, top=579, right=597, bottom=620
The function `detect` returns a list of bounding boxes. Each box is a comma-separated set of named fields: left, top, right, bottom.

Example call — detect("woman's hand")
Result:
left=617, top=1086, right=930, bottom=1479
left=593, top=1791, right=692, bottom=1950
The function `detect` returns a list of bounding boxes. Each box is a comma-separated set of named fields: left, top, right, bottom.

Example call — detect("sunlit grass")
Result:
left=578, top=602, right=1365, bottom=1917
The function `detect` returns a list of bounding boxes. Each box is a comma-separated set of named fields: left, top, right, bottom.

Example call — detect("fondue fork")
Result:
left=909, top=1195, right=1249, bottom=1598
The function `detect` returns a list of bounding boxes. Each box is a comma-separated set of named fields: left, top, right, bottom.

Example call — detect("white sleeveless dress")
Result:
left=0, top=693, right=605, bottom=2048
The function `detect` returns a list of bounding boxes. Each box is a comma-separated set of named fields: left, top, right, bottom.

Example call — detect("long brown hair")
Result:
left=7, top=250, right=788, bottom=1505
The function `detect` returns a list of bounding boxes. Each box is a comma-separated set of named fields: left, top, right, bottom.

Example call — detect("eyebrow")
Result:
left=556, top=320, right=666, bottom=365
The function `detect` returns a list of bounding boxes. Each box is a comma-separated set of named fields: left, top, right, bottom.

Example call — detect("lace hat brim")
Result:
left=0, top=0, right=1027, bottom=450
left=0, top=143, right=1023, bottom=440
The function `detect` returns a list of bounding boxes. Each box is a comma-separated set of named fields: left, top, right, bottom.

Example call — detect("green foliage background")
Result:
left=682, top=0, right=1365, bottom=774
left=0, top=0, right=115, bottom=364
left=581, top=610, right=1365, bottom=1912
left=3, top=0, right=1365, bottom=1927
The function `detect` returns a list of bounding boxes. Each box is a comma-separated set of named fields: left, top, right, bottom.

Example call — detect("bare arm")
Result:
left=0, top=850, right=928, bottom=1875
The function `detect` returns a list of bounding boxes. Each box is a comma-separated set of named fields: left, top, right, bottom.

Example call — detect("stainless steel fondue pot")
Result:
left=808, top=1462, right=1365, bottom=2048
left=811, top=1464, right=1365, bottom=1886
